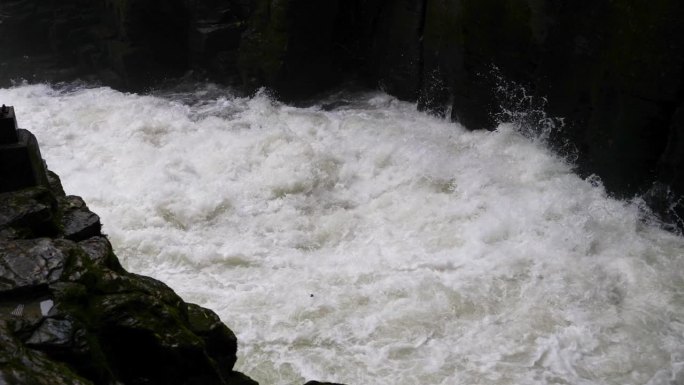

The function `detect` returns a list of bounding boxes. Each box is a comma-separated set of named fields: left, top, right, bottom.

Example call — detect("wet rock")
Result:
left=0, top=187, right=59, bottom=240
left=92, top=291, right=221, bottom=384
left=1, top=233, right=255, bottom=385
left=46, top=171, right=66, bottom=198
left=0, top=167, right=102, bottom=243
left=187, top=303, right=238, bottom=374
left=367, top=0, right=426, bottom=101
left=418, top=0, right=545, bottom=128
left=189, top=21, right=246, bottom=84
left=103, top=0, right=190, bottom=89
left=0, top=320, right=93, bottom=385
left=1, top=138, right=257, bottom=384
left=0, top=239, right=69, bottom=293
left=0, top=0, right=109, bottom=87
left=77, top=236, right=121, bottom=269
left=356, top=0, right=684, bottom=227
left=60, top=196, right=101, bottom=242
left=638, top=101, right=684, bottom=229
left=237, top=0, right=342, bottom=100
left=533, top=0, right=684, bottom=197
left=25, top=318, right=76, bottom=347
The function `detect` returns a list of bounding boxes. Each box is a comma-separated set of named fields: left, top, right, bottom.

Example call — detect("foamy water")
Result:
left=2, top=83, right=683, bottom=385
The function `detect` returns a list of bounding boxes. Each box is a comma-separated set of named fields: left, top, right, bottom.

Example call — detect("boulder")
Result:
left=60, top=196, right=101, bottom=242
left=186, top=0, right=252, bottom=85
left=102, top=0, right=190, bottom=89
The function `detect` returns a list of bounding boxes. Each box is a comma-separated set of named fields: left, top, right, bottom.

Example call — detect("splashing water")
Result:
left=1, top=83, right=683, bottom=385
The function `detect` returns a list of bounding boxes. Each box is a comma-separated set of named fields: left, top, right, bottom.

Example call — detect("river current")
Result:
left=1, top=83, right=683, bottom=385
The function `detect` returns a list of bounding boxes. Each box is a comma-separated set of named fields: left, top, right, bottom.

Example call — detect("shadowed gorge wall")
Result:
left=237, top=0, right=341, bottom=99
left=1, top=0, right=684, bottom=227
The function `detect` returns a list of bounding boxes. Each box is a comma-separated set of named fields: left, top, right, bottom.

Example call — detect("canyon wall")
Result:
left=1, top=0, right=683, bottom=226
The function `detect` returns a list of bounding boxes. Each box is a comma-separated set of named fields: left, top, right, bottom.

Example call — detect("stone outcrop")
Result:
left=1, top=174, right=258, bottom=384
left=2, top=0, right=684, bottom=227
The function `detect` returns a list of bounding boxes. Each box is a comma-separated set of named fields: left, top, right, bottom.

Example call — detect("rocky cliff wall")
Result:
left=334, top=0, right=684, bottom=221
left=239, top=0, right=684, bottom=228
left=2, top=0, right=683, bottom=227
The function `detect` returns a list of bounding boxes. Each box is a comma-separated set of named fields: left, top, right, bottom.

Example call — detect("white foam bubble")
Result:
left=2, top=83, right=683, bottom=385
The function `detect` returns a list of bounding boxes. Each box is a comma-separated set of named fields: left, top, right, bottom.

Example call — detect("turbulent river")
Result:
left=2, top=83, right=684, bottom=385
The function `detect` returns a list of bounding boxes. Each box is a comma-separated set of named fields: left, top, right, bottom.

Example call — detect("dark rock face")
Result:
left=186, top=0, right=252, bottom=85
left=0, top=319, right=94, bottom=385
left=0, top=0, right=190, bottom=90
left=367, top=0, right=426, bottom=101
left=532, top=1, right=684, bottom=196
left=419, top=0, right=547, bottom=128
left=0, top=0, right=109, bottom=86
left=103, top=0, right=191, bottom=88
left=365, top=0, right=684, bottom=202
left=1, top=106, right=50, bottom=193
left=0, top=186, right=58, bottom=239
left=236, top=0, right=684, bottom=227
left=2, top=1, right=684, bottom=226
left=60, top=196, right=102, bottom=242
left=1, top=166, right=257, bottom=383
left=237, top=0, right=343, bottom=100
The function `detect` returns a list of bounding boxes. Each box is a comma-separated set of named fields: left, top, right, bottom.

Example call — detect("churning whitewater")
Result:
left=1, top=83, right=683, bottom=385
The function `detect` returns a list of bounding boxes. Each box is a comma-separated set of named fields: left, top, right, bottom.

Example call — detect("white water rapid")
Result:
left=1, top=83, right=683, bottom=385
